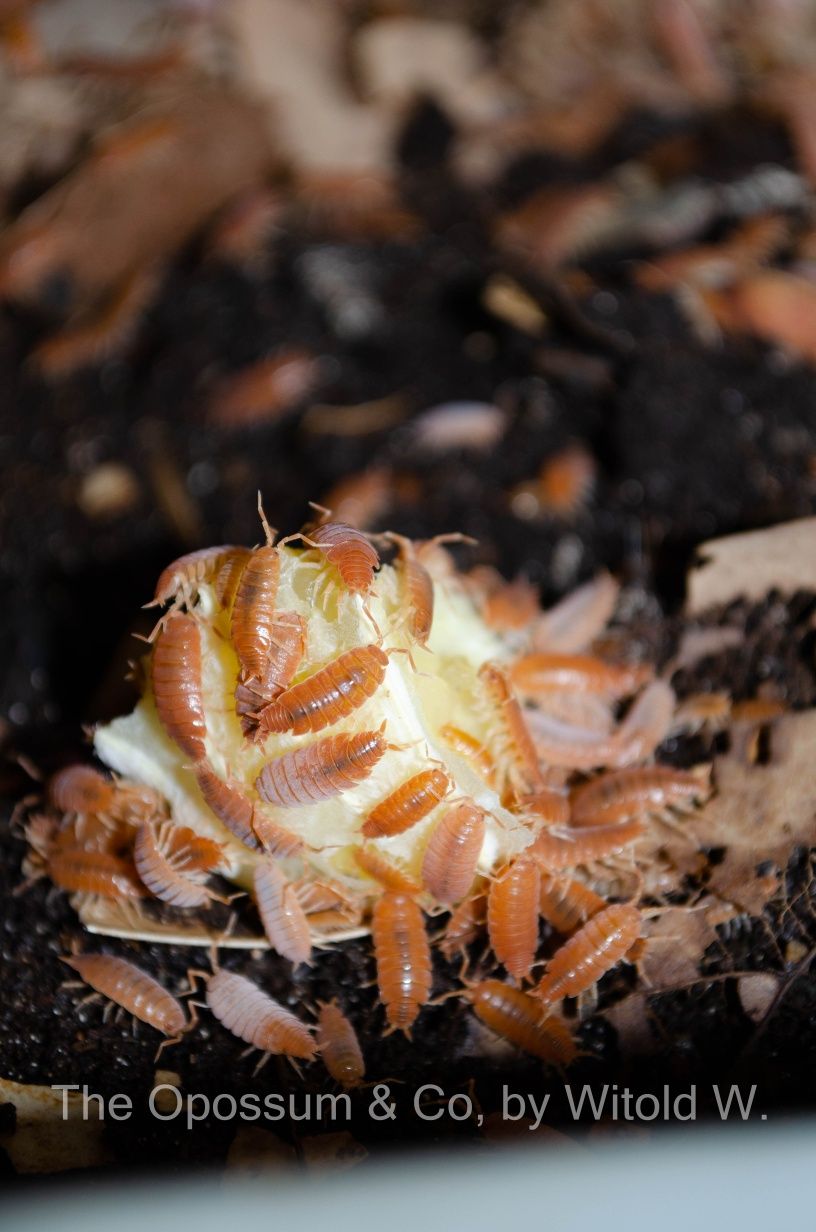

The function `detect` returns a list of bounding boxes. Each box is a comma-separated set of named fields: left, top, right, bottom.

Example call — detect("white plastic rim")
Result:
left=5, top=1120, right=815, bottom=1232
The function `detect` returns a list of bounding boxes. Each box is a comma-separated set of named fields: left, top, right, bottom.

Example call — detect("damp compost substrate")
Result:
left=3, top=103, right=816, bottom=1175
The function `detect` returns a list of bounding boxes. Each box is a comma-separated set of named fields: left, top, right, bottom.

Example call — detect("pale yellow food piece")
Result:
left=94, top=547, right=528, bottom=896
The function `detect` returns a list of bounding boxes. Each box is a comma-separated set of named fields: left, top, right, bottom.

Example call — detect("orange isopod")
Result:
left=538, top=875, right=607, bottom=934
left=231, top=544, right=281, bottom=683
left=372, top=891, right=432, bottom=1033
left=134, top=821, right=223, bottom=908
left=510, top=653, right=652, bottom=699
left=151, top=612, right=207, bottom=761
left=468, top=980, right=577, bottom=1066
left=487, top=857, right=541, bottom=982
left=63, top=954, right=187, bottom=1040
left=48, top=765, right=116, bottom=815
left=570, top=766, right=705, bottom=826
left=421, top=802, right=485, bottom=905
left=206, top=969, right=315, bottom=1059
left=213, top=548, right=253, bottom=609
left=439, top=891, right=486, bottom=960
left=362, top=768, right=450, bottom=839
left=533, top=903, right=642, bottom=1004
left=255, top=727, right=388, bottom=808
left=48, top=848, right=144, bottom=898
left=194, top=762, right=262, bottom=851
left=479, top=662, right=544, bottom=797
left=438, top=724, right=497, bottom=788
left=386, top=532, right=435, bottom=645
left=256, top=644, right=387, bottom=735
left=316, top=1000, right=366, bottom=1088
left=308, top=521, right=380, bottom=593
left=527, top=818, right=644, bottom=872
left=152, top=545, right=240, bottom=608
left=353, top=845, right=421, bottom=895
left=514, top=787, right=571, bottom=827
left=253, top=860, right=312, bottom=965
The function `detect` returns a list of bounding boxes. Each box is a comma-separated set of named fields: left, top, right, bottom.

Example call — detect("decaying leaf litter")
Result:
left=3, top=0, right=816, bottom=1172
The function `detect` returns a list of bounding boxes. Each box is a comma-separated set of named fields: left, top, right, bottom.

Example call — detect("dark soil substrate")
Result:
left=3, top=99, right=816, bottom=1177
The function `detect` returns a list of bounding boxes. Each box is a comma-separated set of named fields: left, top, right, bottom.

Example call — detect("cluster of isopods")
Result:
left=27, top=507, right=715, bottom=1076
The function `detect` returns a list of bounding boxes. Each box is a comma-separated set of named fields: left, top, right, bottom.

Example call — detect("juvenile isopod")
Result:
left=253, top=860, right=312, bottom=965
left=385, top=532, right=435, bottom=645
left=63, top=953, right=187, bottom=1043
left=421, top=802, right=485, bottom=905
left=533, top=903, right=642, bottom=1004
left=570, top=766, right=705, bottom=827
left=438, top=724, right=497, bottom=788
left=487, top=857, right=541, bottom=982
left=231, top=543, right=281, bottom=684
left=530, top=571, right=619, bottom=655
left=209, top=351, right=318, bottom=427
left=255, top=727, right=388, bottom=808
left=151, top=612, right=207, bottom=761
left=48, top=765, right=116, bottom=815
left=362, top=768, right=450, bottom=839
left=527, top=818, right=644, bottom=872
left=301, top=520, right=380, bottom=594
left=194, top=762, right=262, bottom=851
left=353, top=845, right=421, bottom=895
left=538, top=875, right=607, bottom=934
left=439, top=891, right=486, bottom=960
left=479, top=662, right=544, bottom=798
left=316, top=1000, right=366, bottom=1088
left=510, top=653, right=651, bottom=699
left=256, top=644, right=388, bottom=735
left=134, top=821, right=224, bottom=908
left=513, top=787, right=571, bottom=828
left=206, top=968, right=315, bottom=1060
left=468, top=980, right=577, bottom=1066
left=48, top=848, right=144, bottom=898
left=371, top=892, right=432, bottom=1033
left=151, top=545, right=246, bottom=609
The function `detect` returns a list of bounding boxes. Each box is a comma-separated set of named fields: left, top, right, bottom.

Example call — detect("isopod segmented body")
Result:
left=308, top=521, right=380, bottom=593
left=206, top=968, right=315, bottom=1059
left=231, top=545, right=281, bottom=683
left=479, top=662, right=544, bottom=798
left=570, top=766, right=705, bottom=826
left=387, top=532, right=435, bottom=645
left=468, top=979, right=577, bottom=1066
left=514, top=787, right=571, bottom=827
left=439, top=892, right=486, bottom=960
left=527, top=818, right=644, bottom=872
left=134, top=821, right=223, bottom=908
left=256, top=644, right=387, bottom=735
left=48, top=765, right=116, bottom=815
left=316, top=1000, right=365, bottom=1088
left=152, top=545, right=244, bottom=608
left=253, top=860, right=312, bottom=965
left=194, top=762, right=262, bottom=851
left=438, top=724, right=497, bottom=788
left=151, top=612, right=207, bottom=761
left=510, top=653, right=651, bottom=699
left=372, top=891, right=432, bottom=1033
left=256, top=611, right=308, bottom=698
left=538, top=875, right=607, bottom=934
left=533, top=903, right=642, bottom=1004
left=487, top=857, right=541, bottom=982
left=353, top=845, right=421, bottom=895
left=255, top=727, right=388, bottom=808
left=48, top=848, right=144, bottom=898
left=63, top=954, right=187, bottom=1039
left=362, top=768, right=450, bottom=839
left=421, top=802, right=485, bottom=905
